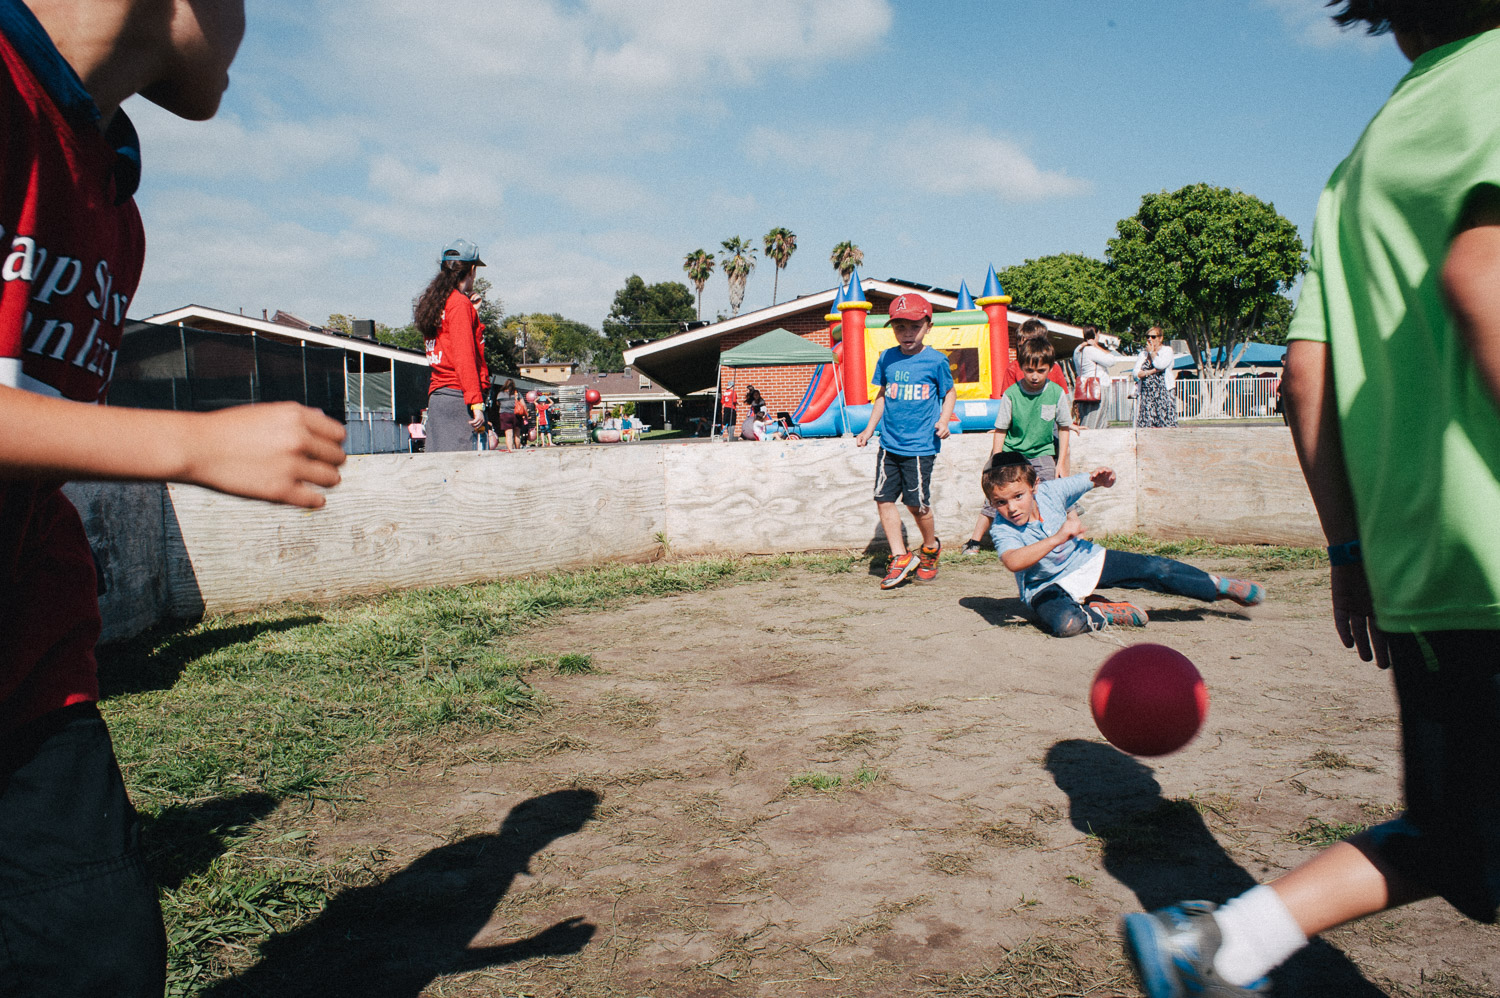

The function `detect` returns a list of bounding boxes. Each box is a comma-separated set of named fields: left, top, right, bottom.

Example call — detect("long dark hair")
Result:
left=413, top=261, right=474, bottom=337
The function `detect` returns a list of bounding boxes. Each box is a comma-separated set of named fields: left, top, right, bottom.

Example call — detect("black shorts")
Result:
left=0, top=703, right=166, bottom=996
left=1364, top=629, right=1500, bottom=923
left=873, top=449, right=936, bottom=511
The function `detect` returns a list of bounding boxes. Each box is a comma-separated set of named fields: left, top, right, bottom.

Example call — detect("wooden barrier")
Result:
left=1135, top=427, right=1322, bottom=546
left=75, top=425, right=1318, bottom=637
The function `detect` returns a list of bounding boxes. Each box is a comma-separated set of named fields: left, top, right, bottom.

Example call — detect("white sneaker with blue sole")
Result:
left=1123, top=901, right=1269, bottom=997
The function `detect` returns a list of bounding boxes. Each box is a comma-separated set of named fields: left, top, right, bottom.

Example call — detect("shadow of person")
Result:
left=97, top=614, right=323, bottom=697
left=207, top=789, right=600, bottom=998
left=1045, top=739, right=1388, bottom=996
left=141, top=791, right=279, bottom=890
left=958, top=595, right=1033, bottom=627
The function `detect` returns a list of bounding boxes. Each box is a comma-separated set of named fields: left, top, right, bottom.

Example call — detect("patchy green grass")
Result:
left=1095, top=533, right=1325, bottom=572
left=555, top=652, right=597, bottom=675
left=96, top=552, right=863, bottom=996
left=1287, top=817, right=1370, bottom=848
left=788, top=771, right=844, bottom=792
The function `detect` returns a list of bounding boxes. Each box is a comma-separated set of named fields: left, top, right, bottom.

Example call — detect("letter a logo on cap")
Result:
left=889, top=293, right=932, bottom=320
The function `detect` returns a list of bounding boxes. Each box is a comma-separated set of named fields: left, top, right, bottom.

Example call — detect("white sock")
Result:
left=1211, top=885, right=1308, bottom=986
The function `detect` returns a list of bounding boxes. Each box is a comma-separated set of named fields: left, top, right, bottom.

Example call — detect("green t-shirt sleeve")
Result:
left=1287, top=184, right=1333, bottom=345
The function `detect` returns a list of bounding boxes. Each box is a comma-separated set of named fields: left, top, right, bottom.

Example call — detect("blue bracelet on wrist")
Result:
left=1327, top=539, right=1362, bottom=567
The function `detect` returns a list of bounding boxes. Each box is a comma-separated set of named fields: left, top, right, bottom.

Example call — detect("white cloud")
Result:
left=130, top=104, right=356, bottom=182
left=126, top=0, right=903, bottom=330
left=748, top=120, right=1090, bottom=203
left=1258, top=0, right=1384, bottom=50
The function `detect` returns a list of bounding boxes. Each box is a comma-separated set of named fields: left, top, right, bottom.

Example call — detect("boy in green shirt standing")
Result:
left=1123, top=3, right=1500, bottom=995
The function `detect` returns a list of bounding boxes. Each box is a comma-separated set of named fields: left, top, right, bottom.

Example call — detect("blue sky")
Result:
left=124, top=0, right=1409, bottom=335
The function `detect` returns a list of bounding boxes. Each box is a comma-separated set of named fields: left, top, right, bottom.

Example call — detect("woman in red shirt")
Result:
left=414, top=239, right=490, bottom=451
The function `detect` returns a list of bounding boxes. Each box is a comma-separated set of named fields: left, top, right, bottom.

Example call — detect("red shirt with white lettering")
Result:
left=424, top=290, right=489, bottom=406
left=1, top=18, right=145, bottom=729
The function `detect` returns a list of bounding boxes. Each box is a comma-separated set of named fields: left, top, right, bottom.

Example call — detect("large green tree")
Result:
left=1107, top=183, right=1306, bottom=379
left=830, top=240, right=863, bottom=283
left=502, top=312, right=603, bottom=367
left=683, top=249, right=715, bottom=320
left=995, top=253, right=1118, bottom=330
left=720, top=236, right=756, bottom=316
left=598, top=275, right=696, bottom=371
left=763, top=227, right=797, bottom=305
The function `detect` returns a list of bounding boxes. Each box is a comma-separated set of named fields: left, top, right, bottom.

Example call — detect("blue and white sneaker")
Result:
left=1123, top=901, right=1269, bottom=997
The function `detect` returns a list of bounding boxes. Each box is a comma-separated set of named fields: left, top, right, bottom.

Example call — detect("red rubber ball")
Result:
left=1089, top=643, right=1208, bottom=757
left=585, top=388, right=602, bottom=405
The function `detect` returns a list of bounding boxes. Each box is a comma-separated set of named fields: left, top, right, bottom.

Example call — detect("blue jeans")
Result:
left=1031, top=549, right=1217, bottom=637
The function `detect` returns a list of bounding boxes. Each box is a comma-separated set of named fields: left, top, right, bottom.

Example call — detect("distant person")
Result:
left=961, top=335, right=1073, bottom=554
left=980, top=452, right=1263, bottom=636
left=739, top=405, right=764, bottom=441
left=1123, top=4, right=1500, bottom=995
left=0, top=2, right=348, bottom=994
left=854, top=293, right=956, bottom=589
left=492, top=379, right=520, bottom=452
left=416, top=239, right=490, bottom=451
left=722, top=382, right=738, bottom=439
left=1131, top=326, right=1177, bottom=428
left=535, top=394, right=554, bottom=446
left=1072, top=325, right=1116, bottom=428
left=744, top=385, right=764, bottom=412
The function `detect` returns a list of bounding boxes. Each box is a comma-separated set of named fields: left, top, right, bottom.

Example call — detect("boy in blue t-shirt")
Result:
left=855, top=293, right=957, bottom=589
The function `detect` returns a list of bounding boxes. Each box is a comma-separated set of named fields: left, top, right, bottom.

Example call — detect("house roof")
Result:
left=624, top=278, right=1085, bottom=397
left=142, top=304, right=427, bottom=365
left=554, top=368, right=684, bottom=402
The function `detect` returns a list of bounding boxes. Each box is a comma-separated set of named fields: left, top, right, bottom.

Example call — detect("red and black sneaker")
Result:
left=881, top=553, right=918, bottom=590
left=916, top=538, right=942, bottom=581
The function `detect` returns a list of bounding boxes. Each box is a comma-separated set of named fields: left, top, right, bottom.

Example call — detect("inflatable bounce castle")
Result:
left=791, top=265, right=1014, bottom=438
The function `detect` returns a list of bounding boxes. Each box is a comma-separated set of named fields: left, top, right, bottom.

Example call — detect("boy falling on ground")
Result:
left=981, top=451, right=1263, bottom=636
left=1122, top=2, right=1500, bottom=995
left=855, top=292, right=956, bottom=589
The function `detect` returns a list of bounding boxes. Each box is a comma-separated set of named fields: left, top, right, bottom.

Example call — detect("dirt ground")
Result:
left=243, top=556, right=1499, bottom=998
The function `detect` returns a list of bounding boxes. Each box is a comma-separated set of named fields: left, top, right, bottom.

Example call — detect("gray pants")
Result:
left=426, top=388, right=480, bottom=452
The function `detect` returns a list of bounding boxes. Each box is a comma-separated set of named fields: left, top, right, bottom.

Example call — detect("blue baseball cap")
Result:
left=440, top=238, right=485, bottom=266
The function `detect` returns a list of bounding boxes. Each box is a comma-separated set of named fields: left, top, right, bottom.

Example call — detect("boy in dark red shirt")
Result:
left=1, top=1, right=346, bottom=993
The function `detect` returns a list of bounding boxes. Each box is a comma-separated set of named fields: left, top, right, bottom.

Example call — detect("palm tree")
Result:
left=830, top=241, right=864, bottom=283
left=720, top=236, right=756, bottom=317
left=763, top=227, right=797, bottom=305
left=683, top=249, right=715, bottom=320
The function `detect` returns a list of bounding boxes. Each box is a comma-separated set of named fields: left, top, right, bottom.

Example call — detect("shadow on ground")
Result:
left=141, top=791, right=280, bottom=890
left=959, top=594, right=1033, bottom=627
left=97, top=615, right=323, bottom=697
left=205, top=789, right=600, bottom=998
left=1046, top=739, right=1389, bottom=996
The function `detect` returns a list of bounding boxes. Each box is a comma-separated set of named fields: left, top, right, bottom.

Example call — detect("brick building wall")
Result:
left=718, top=312, right=837, bottom=417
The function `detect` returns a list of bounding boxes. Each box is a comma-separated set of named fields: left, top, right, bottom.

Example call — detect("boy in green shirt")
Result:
left=1123, top=3, right=1500, bottom=995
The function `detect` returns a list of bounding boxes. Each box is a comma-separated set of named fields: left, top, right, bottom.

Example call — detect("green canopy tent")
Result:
left=714, top=328, right=842, bottom=437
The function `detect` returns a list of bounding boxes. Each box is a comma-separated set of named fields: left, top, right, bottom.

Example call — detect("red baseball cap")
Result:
left=888, top=293, right=932, bottom=320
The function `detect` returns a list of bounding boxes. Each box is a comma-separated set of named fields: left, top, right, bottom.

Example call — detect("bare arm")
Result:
left=855, top=394, right=885, bottom=446
left=0, top=387, right=346, bottom=509
left=1282, top=340, right=1386, bottom=667
left=999, top=513, right=1084, bottom=572
left=934, top=386, right=956, bottom=439
left=1442, top=196, right=1500, bottom=409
